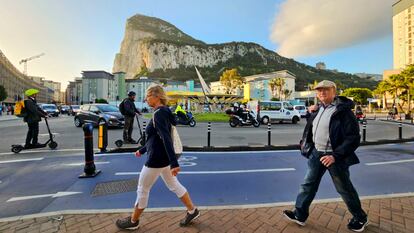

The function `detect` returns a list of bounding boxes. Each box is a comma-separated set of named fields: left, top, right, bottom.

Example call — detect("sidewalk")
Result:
left=1, top=195, right=413, bottom=233
left=0, top=115, right=19, bottom=122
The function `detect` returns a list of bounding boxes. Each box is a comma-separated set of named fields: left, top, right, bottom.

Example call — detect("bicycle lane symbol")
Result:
left=178, top=156, right=198, bottom=167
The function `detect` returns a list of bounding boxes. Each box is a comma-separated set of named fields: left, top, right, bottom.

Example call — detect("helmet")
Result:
left=233, top=103, right=239, bottom=108
left=25, top=89, right=39, bottom=97
left=240, top=104, right=245, bottom=108
left=128, top=91, right=136, bottom=97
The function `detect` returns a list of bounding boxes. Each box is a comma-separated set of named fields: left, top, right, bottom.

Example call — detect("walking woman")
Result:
left=116, top=84, right=200, bottom=230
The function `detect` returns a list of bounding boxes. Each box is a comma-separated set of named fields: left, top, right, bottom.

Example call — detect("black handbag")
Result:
left=300, top=138, right=314, bottom=159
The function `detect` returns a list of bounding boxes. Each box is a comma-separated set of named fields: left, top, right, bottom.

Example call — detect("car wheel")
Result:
left=292, top=116, right=299, bottom=124
left=74, top=117, right=82, bottom=127
left=261, top=116, right=269, bottom=124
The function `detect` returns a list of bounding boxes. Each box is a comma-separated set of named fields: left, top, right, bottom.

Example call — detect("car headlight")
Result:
left=55, top=110, right=59, bottom=112
left=109, top=115, right=117, bottom=119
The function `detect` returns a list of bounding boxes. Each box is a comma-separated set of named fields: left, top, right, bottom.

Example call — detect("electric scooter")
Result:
left=11, top=118, right=58, bottom=153
left=115, top=115, right=145, bottom=148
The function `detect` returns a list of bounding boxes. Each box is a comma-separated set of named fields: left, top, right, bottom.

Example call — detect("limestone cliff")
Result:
left=113, top=14, right=377, bottom=90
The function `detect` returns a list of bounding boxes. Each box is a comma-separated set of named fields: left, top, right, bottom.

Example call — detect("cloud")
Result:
left=270, top=0, right=394, bottom=58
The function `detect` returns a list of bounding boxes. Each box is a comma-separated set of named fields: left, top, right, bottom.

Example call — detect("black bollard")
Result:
left=142, top=121, right=147, bottom=145
left=267, top=122, right=271, bottom=147
left=207, top=122, right=211, bottom=148
left=98, top=121, right=108, bottom=153
left=398, top=122, right=402, bottom=140
left=362, top=122, right=366, bottom=142
left=79, top=123, right=101, bottom=178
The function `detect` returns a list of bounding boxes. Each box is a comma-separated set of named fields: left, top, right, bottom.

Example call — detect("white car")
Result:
left=294, top=105, right=307, bottom=118
left=247, top=100, right=301, bottom=124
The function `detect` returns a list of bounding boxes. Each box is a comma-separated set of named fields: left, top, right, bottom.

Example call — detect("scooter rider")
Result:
left=121, top=91, right=141, bottom=144
left=24, top=89, right=48, bottom=148
left=175, top=103, right=187, bottom=123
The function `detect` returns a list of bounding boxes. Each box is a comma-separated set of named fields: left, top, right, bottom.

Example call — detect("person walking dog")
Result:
left=116, top=84, right=200, bottom=230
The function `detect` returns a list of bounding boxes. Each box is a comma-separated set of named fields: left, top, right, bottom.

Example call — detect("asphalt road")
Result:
left=0, top=116, right=413, bottom=154
left=0, top=143, right=413, bottom=219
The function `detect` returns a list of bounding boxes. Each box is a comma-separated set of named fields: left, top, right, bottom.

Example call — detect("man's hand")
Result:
left=135, top=151, right=141, bottom=157
left=171, top=167, right=181, bottom=176
left=320, top=155, right=335, bottom=167
left=308, top=105, right=319, bottom=113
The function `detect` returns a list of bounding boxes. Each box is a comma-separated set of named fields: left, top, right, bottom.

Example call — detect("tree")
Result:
left=342, top=88, right=373, bottom=105
left=400, top=65, right=414, bottom=116
left=219, top=68, right=244, bottom=94
left=0, top=85, right=7, bottom=102
left=373, top=80, right=391, bottom=109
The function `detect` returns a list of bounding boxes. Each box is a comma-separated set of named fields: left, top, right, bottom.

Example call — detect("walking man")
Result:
left=120, top=91, right=141, bottom=144
left=283, top=80, right=368, bottom=232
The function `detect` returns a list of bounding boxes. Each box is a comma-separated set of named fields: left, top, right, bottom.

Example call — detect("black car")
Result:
left=74, top=104, right=124, bottom=128
left=60, top=105, right=70, bottom=115
left=39, top=104, right=60, bottom=117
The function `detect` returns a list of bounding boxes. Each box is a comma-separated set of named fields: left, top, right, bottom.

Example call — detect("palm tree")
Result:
left=400, top=65, right=414, bottom=116
left=374, top=80, right=391, bottom=109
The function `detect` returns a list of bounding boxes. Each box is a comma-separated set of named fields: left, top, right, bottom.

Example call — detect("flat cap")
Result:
left=314, top=80, right=336, bottom=90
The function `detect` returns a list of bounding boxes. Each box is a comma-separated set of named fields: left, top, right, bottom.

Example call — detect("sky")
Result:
left=0, top=0, right=395, bottom=90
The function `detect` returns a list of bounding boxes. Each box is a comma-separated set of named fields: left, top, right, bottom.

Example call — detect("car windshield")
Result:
left=42, top=105, right=56, bottom=110
left=72, top=105, right=80, bottom=109
left=295, top=106, right=305, bottom=110
left=97, top=105, right=119, bottom=112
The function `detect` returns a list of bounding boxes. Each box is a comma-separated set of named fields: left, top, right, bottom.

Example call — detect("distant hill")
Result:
left=113, top=14, right=378, bottom=91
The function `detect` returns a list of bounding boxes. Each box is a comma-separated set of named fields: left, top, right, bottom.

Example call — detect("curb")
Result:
left=101, top=137, right=414, bottom=154
left=378, top=119, right=414, bottom=126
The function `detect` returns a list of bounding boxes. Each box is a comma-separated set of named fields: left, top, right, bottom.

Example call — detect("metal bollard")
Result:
left=142, top=121, right=147, bottom=145
left=98, top=121, right=108, bottom=153
left=362, top=122, right=366, bottom=142
left=398, top=122, right=402, bottom=140
left=267, top=122, right=271, bottom=147
left=207, top=122, right=211, bottom=148
left=79, top=123, right=101, bottom=178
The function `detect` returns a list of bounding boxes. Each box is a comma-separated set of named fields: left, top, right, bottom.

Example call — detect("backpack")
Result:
left=14, top=101, right=27, bottom=117
left=119, top=99, right=126, bottom=115
left=153, top=110, right=183, bottom=158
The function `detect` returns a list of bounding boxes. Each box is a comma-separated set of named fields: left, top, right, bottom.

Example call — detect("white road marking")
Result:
left=6, top=191, right=82, bottom=202
left=366, top=159, right=414, bottom=166
left=115, top=168, right=296, bottom=176
left=38, top=133, right=60, bottom=137
left=63, top=161, right=110, bottom=166
left=0, top=158, right=44, bottom=164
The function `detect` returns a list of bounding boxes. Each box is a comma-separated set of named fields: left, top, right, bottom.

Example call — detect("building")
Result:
left=81, top=71, right=115, bottom=103
left=126, top=77, right=158, bottom=103
left=0, top=49, right=53, bottom=104
left=113, top=72, right=126, bottom=101
left=393, top=0, right=414, bottom=69
left=243, top=70, right=296, bottom=101
left=354, top=73, right=383, bottom=81
left=316, top=62, right=326, bottom=70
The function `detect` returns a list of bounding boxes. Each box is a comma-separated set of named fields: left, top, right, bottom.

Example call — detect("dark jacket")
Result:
left=139, top=106, right=179, bottom=168
left=23, top=98, right=46, bottom=124
left=122, top=98, right=140, bottom=117
left=302, top=96, right=360, bottom=166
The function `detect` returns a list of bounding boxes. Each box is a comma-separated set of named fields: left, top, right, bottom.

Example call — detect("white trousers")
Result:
left=135, top=165, right=187, bottom=209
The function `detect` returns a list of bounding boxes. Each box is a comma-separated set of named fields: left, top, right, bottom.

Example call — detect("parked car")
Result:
left=39, top=104, right=60, bottom=117
left=247, top=100, right=301, bottom=124
left=69, top=105, right=80, bottom=116
left=74, top=104, right=124, bottom=128
left=294, top=105, right=307, bottom=118
left=60, top=105, right=70, bottom=115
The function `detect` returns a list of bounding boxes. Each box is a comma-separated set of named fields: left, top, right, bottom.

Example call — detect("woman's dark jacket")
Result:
left=139, top=106, right=179, bottom=168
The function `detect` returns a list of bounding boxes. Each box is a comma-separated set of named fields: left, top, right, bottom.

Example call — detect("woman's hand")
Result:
left=308, top=105, right=319, bottom=113
left=135, top=151, right=141, bottom=157
left=171, top=167, right=181, bottom=176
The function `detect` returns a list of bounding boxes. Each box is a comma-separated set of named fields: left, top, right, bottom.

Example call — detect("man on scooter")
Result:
left=121, top=91, right=141, bottom=144
left=24, top=89, right=48, bottom=148
left=175, top=103, right=187, bottom=123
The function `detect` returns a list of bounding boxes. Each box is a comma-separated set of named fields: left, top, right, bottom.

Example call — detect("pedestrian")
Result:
left=23, top=89, right=48, bottom=148
left=0, top=104, right=2, bottom=116
left=116, top=84, right=199, bottom=230
left=283, top=80, right=368, bottom=232
left=119, top=91, right=141, bottom=144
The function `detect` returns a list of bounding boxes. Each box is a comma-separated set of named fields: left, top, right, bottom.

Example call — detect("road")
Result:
left=0, top=116, right=413, bottom=154
left=0, top=143, right=413, bottom=219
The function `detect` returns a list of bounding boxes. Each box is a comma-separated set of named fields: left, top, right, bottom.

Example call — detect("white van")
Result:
left=247, top=100, right=301, bottom=124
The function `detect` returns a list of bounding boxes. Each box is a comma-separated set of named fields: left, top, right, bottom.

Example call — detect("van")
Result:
left=294, top=105, right=307, bottom=118
left=247, top=100, right=301, bottom=124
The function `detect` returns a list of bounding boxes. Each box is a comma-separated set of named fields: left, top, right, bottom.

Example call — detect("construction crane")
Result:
left=19, top=53, right=45, bottom=75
